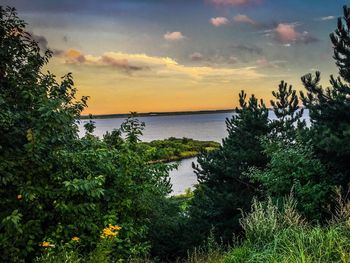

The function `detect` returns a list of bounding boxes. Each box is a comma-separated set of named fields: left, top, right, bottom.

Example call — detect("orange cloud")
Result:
left=64, top=49, right=86, bottom=63
left=210, top=17, right=229, bottom=27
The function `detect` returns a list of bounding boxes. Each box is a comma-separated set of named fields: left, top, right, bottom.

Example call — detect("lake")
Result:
left=79, top=111, right=310, bottom=195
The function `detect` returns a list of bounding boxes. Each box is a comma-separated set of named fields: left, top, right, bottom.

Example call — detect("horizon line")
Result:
left=80, top=108, right=236, bottom=119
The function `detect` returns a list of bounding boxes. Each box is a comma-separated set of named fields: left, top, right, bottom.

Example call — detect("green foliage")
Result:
left=0, top=7, right=172, bottom=261
left=146, top=195, right=189, bottom=260
left=103, top=128, right=123, bottom=150
left=248, top=141, right=331, bottom=221
left=141, top=137, right=220, bottom=163
left=300, top=5, right=350, bottom=189
left=188, top=91, right=270, bottom=247
left=121, top=112, right=145, bottom=144
left=0, top=6, right=87, bottom=260
left=269, top=80, right=304, bottom=142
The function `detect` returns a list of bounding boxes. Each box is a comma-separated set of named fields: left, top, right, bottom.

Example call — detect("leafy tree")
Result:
left=121, top=112, right=145, bottom=144
left=0, top=7, right=172, bottom=261
left=103, top=128, right=124, bottom=149
left=300, top=5, right=350, bottom=189
left=52, top=119, right=172, bottom=259
left=83, top=114, right=96, bottom=136
left=187, top=91, right=270, bottom=247
left=0, top=6, right=87, bottom=260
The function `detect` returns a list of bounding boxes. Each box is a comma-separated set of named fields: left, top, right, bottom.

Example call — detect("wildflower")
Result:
left=71, top=236, right=80, bottom=242
left=100, top=224, right=122, bottom=239
left=40, top=241, right=54, bottom=248
left=17, top=195, right=22, bottom=200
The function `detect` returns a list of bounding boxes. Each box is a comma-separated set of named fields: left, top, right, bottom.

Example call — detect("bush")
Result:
left=248, top=141, right=332, bottom=221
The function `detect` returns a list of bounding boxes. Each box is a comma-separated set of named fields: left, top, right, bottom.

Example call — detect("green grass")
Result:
left=224, top=225, right=350, bottom=263
left=186, top=196, right=350, bottom=263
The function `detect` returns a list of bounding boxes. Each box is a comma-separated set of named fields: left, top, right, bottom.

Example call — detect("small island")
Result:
left=142, top=137, right=220, bottom=163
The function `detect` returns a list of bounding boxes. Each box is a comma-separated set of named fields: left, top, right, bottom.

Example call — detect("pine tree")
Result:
left=187, top=91, right=270, bottom=246
left=270, top=81, right=304, bottom=143
left=300, top=5, right=350, bottom=188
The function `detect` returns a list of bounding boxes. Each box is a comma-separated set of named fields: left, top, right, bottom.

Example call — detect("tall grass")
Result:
left=185, top=229, right=226, bottom=263
left=223, top=194, right=350, bottom=263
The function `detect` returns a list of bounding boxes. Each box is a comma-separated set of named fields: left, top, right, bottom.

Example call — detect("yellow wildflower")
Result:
left=40, top=241, right=54, bottom=248
left=71, top=236, right=80, bottom=242
left=100, top=224, right=122, bottom=239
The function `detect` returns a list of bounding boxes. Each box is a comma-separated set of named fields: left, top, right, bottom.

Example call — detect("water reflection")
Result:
left=168, top=157, right=198, bottom=195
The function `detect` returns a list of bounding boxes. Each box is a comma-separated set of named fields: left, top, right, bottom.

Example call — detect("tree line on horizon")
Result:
left=1, top=4, right=350, bottom=262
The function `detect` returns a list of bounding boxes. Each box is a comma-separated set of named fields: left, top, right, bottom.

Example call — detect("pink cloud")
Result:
left=209, top=0, right=258, bottom=6
left=210, top=17, right=229, bottom=27
left=233, top=14, right=256, bottom=25
left=164, top=31, right=185, bottom=41
left=274, top=23, right=318, bottom=45
left=275, top=23, right=300, bottom=43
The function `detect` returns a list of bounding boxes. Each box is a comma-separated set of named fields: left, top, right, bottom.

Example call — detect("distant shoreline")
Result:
left=80, top=109, right=235, bottom=119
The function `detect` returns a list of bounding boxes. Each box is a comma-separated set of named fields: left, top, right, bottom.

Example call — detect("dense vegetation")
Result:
left=1, top=4, right=350, bottom=263
left=142, top=137, right=220, bottom=163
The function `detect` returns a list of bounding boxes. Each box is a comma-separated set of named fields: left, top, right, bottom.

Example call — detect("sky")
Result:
left=3, top=0, right=348, bottom=114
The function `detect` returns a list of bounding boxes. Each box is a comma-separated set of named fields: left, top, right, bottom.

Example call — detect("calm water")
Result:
left=79, top=112, right=234, bottom=143
left=79, top=111, right=309, bottom=195
left=169, top=158, right=198, bottom=195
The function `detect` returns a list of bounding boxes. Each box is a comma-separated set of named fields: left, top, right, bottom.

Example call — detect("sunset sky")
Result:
left=3, top=0, right=348, bottom=114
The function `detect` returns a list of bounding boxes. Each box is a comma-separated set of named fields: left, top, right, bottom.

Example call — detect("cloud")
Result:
left=164, top=31, right=185, bottom=41
left=274, top=23, right=318, bottom=45
left=190, top=52, right=204, bottom=61
left=275, top=23, right=299, bottom=43
left=57, top=49, right=264, bottom=80
left=64, top=49, right=86, bottom=63
left=61, top=49, right=153, bottom=73
left=209, top=0, right=258, bottom=6
left=317, top=16, right=336, bottom=21
left=230, top=44, right=263, bottom=55
left=189, top=51, right=239, bottom=66
left=233, top=14, right=256, bottom=25
left=210, top=17, right=229, bottom=27
left=256, top=57, right=287, bottom=68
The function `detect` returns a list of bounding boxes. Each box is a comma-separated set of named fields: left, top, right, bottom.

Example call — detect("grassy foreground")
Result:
left=35, top=195, right=350, bottom=262
left=186, top=196, right=350, bottom=263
